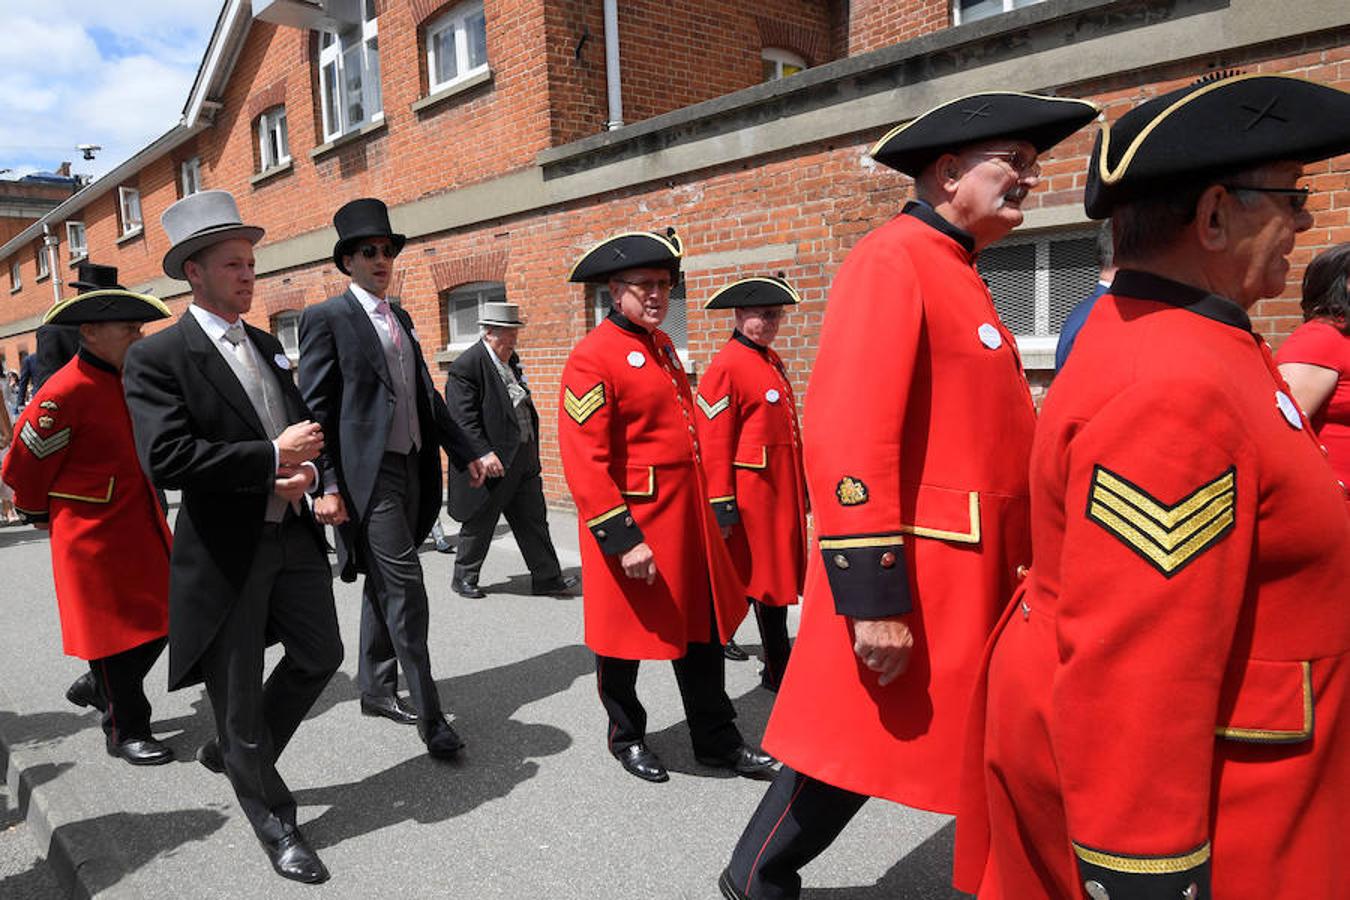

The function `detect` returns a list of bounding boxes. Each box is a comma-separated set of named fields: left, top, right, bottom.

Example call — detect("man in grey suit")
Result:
left=444, top=302, right=576, bottom=599
left=299, top=198, right=481, bottom=759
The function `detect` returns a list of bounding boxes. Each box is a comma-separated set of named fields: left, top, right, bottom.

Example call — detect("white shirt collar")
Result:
left=349, top=281, right=386, bottom=313
left=189, top=303, right=243, bottom=343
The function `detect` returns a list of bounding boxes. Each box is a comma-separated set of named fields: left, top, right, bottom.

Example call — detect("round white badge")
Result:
left=1275, top=390, right=1303, bottom=430
left=274, top=353, right=292, bottom=370
left=627, top=351, right=646, bottom=368
left=765, top=389, right=781, bottom=403
left=978, top=323, right=1002, bottom=350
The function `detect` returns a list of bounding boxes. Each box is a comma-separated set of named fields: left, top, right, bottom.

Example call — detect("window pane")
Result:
left=433, top=27, right=458, bottom=83
left=277, top=111, right=289, bottom=159
left=663, top=282, right=689, bottom=350
left=467, top=12, right=488, bottom=69
left=343, top=43, right=365, bottom=124
left=977, top=243, right=1037, bottom=334
left=364, top=0, right=376, bottom=21
left=782, top=64, right=802, bottom=77
left=450, top=297, right=479, bottom=340
left=1047, top=236, right=1101, bottom=333
left=323, top=62, right=341, bottom=136
left=321, top=31, right=334, bottom=49
left=958, top=0, right=1004, bottom=22
left=127, top=191, right=142, bottom=226
left=366, top=36, right=382, bottom=115
left=762, top=59, right=777, bottom=81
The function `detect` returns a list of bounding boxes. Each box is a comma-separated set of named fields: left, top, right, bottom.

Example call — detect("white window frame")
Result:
left=35, top=243, right=49, bottom=280
left=426, top=1, right=489, bottom=94
left=761, top=47, right=807, bottom=82
left=952, top=0, right=1045, bottom=25
left=9, top=259, right=21, bottom=293
left=66, top=222, right=87, bottom=262
left=180, top=156, right=203, bottom=196
left=258, top=106, right=291, bottom=171
left=118, top=186, right=143, bottom=236
left=272, top=310, right=302, bottom=359
left=445, top=281, right=504, bottom=350
left=318, top=3, right=382, bottom=142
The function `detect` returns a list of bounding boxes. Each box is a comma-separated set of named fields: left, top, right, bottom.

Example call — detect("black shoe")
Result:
left=196, top=738, right=225, bottom=774
left=531, top=574, right=579, bottom=596
left=66, top=671, right=107, bottom=713
left=719, top=867, right=749, bottom=900
left=263, top=830, right=329, bottom=884
left=722, top=639, right=750, bottom=661
left=452, top=577, right=486, bottom=599
left=696, top=744, right=778, bottom=778
left=418, top=716, right=466, bottom=758
left=107, top=736, right=174, bottom=766
left=614, top=743, right=669, bottom=783
left=360, top=694, right=419, bottom=725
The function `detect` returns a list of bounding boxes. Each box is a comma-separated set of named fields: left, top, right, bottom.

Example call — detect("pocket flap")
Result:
left=1215, top=659, right=1312, bottom=744
left=615, top=465, right=654, bottom=497
left=733, top=445, right=767, bottom=469
left=50, top=472, right=116, bottom=504
left=899, top=483, right=980, bottom=544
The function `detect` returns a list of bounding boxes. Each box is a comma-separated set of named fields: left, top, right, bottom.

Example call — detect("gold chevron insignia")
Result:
left=564, top=383, right=606, bottom=424
left=1087, top=465, right=1236, bottom=577
left=20, top=421, right=72, bottom=460
left=697, top=394, right=730, bottom=420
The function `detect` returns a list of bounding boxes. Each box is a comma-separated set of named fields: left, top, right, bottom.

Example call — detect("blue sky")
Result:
left=0, top=1, right=221, bottom=181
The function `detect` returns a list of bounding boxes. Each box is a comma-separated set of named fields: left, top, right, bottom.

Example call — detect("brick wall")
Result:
left=848, top=0, right=947, bottom=55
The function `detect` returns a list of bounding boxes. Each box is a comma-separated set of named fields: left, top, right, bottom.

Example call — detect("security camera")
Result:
left=76, top=144, right=102, bottom=160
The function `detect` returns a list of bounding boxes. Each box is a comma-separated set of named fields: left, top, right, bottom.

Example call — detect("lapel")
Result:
left=475, top=341, right=513, bottom=413
left=179, top=310, right=268, bottom=438
left=244, top=322, right=302, bottom=422
left=339, top=290, right=394, bottom=390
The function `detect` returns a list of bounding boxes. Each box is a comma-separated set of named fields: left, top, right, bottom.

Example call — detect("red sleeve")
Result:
left=695, top=353, right=740, bottom=528
left=1275, top=320, right=1348, bottom=374
left=1, top=387, right=75, bottom=523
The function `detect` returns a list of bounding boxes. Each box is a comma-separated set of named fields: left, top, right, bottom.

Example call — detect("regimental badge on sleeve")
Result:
left=564, top=383, right=606, bottom=425
left=1086, top=465, right=1236, bottom=577
left=697, top=394, right=730, bottom=420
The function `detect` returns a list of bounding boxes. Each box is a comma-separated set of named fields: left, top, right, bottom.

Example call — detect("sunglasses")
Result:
left=1221, top=185, right=1312, bottom=214
left=356, top=243, right=398, bottom=260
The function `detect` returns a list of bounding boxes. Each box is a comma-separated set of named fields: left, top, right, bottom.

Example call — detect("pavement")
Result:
left=0, top=509, right=967, bottom=899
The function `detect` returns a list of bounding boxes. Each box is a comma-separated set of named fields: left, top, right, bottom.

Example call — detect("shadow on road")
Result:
left=0, top=708, right=97, bottom=754
left=0, top=761, right=75, bottom=828
left=801, top=821, right=971, bottom=900
left=0, top=526, right=48, bottom=551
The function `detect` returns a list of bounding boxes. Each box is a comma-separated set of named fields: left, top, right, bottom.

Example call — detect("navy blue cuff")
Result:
left=588, top=506, right=643, bottom=555
left=818, top=535, right=911, bottom=619
left=1073, top=842, right=1210, bottom=900
left=711, top=497, right=740, bottom=528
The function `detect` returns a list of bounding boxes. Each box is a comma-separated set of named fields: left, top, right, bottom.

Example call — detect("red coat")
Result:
left=558, top=312, right=747, bottom=659
left=762, top=204, right=1036, bottom=812
left=696, top=333, right=806, bottom=606
left=955, top=272, right=1350, bottom=899
left=1, top=352, right=170, bottom=660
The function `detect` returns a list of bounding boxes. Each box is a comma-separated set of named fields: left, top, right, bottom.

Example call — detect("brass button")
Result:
left=832, top=554, right=849, bottom=570
left=1015, top=564, right=1029, bottom=580
left=724, top=503, right=734, bottom=511
left=1182, top=885, right=1198, bottom=900
left=879, top=551, right=896, bottom=568
left=596, top=529, right=607, bottom=539
left=624, top=516, right=633, bottom=526
left=1084, top=882, right=1109, bottom=900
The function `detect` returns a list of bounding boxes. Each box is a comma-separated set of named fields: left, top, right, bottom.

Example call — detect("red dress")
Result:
left=762, top=203, right=1036, bottom=812
left=558, top=313, right=747, bottom=659
left=1276, top=318, right=1350, bottom=495
left=956, top=272, right=1350, bottom=899
left=1, top=352, right=170, bottom=660
left=696, top=334, right=807, bottom=607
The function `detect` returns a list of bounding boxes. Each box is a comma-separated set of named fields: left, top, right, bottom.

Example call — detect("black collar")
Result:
left=78, top=346, right=119, bottom=375
left=732, top=330, right=768, bottom=354
left=902, top=200, right=976, bottom=254
left=1109, top=270, right=1252, bottom=332
left=607, top=309, right=650, bottom=336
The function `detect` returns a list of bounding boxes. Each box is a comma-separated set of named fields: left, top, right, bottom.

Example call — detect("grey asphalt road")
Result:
left=0, top=511, right=966, bottom=899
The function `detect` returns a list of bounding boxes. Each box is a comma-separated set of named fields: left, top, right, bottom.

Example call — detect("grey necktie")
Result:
left=222, top=321, right=291, bottom=521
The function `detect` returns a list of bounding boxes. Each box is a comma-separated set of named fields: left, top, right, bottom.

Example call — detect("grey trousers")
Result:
left=453, top=437, right=562, bottom=588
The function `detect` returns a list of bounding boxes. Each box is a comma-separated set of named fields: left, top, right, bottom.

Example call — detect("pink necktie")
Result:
left=376, top=299, right=402, bottom=351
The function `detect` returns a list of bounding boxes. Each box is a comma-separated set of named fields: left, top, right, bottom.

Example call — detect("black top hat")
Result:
left=704, top=275, right=801, bottom=309
left=569, top=229, right=684, bottom=284
left=44, top=289, right=172, bottom=326
left=870, top=91, right=1100, bottom=177
left=332, top=198, right=407, bottom=275
left=1085, top=72, right=1350, bottom=218
left=69, top=262, right=123, bottom=294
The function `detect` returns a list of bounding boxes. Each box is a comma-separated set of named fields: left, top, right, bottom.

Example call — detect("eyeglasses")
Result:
left=1221, top=185, right=1312, bottom=214
left=748, top=308, right=785, bottom=320
left=613, top=277, right=674, bottom=295
left=357, top=243, right=398, bottom=260
left=973, top=150, right=1041, bottom=178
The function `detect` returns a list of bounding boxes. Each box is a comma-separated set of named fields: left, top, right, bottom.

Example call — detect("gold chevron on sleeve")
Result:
left=697, top=393, right=730, bottom=420
left=1087, top=465, right=1236, bottom=577
left=19, top=421, right=72, bottom=460
left=564, top=383, right=606, bottom=425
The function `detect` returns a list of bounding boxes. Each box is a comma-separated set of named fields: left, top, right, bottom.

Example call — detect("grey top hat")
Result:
left=478, top=302, right=525, bottom=328
left=161, top=190, right=265, bottom=280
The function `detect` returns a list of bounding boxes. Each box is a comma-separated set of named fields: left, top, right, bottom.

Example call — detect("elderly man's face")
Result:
left=79, top=321, right=144, bottom=371
left=609, top=267, right=674, bottom=332
left=947, top=139, right=1041, bottom=248
left=483, top=324, right=519, bottom=361
left=1221, top=161, right=1313, bottom=306
left=735, top=305, right=785, bottom=347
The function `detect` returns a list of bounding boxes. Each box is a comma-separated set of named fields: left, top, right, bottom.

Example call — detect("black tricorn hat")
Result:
left=704, top=275, right=801, bottom=310
left=870, top=91, right=1100, bottom=177
left=1084, top=72, right=1350, bottom=218
left=69, top=262, right=122, bottom=293
left=568, top=228, right=683, bottom=284
left=332, top=198, right=407, bottom=275
left=43, top=289, right=172, bottom=326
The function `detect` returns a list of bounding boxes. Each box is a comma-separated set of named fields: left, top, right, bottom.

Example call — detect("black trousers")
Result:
left=453, top=437, right=562, bottom=588
left=596, top=641, right=742, bottom=758
left=751, top=601, right=792, bottom=688
left=198, top=514, right=343, bottom=844
left=358, top=451, right=442, bottom=720
left=726, top=765, right=870, bottom=899
left=90, top=636, right=166, bottom=744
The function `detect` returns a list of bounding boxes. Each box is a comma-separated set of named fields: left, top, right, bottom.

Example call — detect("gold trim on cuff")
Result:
left=1072, top=842, right=1210, bottom=875
left=818, top=533, right=904, bottom=550
left=586, top=504, right=629, bottom=528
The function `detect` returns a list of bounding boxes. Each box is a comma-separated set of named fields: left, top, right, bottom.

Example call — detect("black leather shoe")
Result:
left=722, top=639, right=750, bottom=661
left=360, top=694, right=419, bottom=725
left=418, top=716, right=466, bottom=758
left=719, top=867, right=749, bottom=900
left=614, top=743, right=669, bottom=783
left=696, top=744, right=778, bottom=778
left=531, top=574, right=579, bottom=596
left=263, top=830, right=329, bottom=884
left=66, top=671, right=107, bottom=713
left=452, top=578, right=486, bottom=599
left=196, top=738, right=225, bottom=774
left=107, top=736, right=174, bottom=766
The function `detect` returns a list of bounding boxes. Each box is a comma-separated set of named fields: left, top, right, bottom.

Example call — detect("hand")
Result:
left=273, top=464, right=315, bottom=501
left=720, top=525, right=732, bottom=539
left=478, top=451, right=505, bottom=479
left=314, top=492, right=348, bottom=525
left=851, top=616, right=915, bottom=687
left=277, top=420, right=324, bottom=466
left=467, top=457, right=487, bottom=488
left=620, top=542, right=658, bottom=584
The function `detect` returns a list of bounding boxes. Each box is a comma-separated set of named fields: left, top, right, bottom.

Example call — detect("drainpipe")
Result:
left=42, top=224, right=61, bottom=305
left=602, top=0, right=623, bottom=130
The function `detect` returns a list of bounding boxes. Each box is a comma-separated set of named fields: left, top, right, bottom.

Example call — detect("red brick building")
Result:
left=2, top=0, right=1347, bottom=505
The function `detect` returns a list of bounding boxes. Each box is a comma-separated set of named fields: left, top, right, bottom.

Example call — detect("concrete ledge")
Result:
left=309, top=119, right=389, bottom=162
left=249, top=159, right=294, bottom=188
left=411, top=69, right=493, bottom=114
left=114, top=228, right=144, bottom=247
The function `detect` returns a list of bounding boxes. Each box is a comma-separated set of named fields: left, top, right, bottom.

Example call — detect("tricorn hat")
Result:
left=44, top=289, right=172, bottom=326
left=161, top=190, right=265, bottom=281
left=332, top=198, right=407, bottom=275
left=704, top=275, right=801, bottom=309
left=69, top=262, right=122, bottom=293
left=568, top=228, right=683, bottom=284
left=870, top=91, right=1100, bottom=177
left=478, top=301, right=525, bottom=328
left=1085, top=72, right=1350, bottom=218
